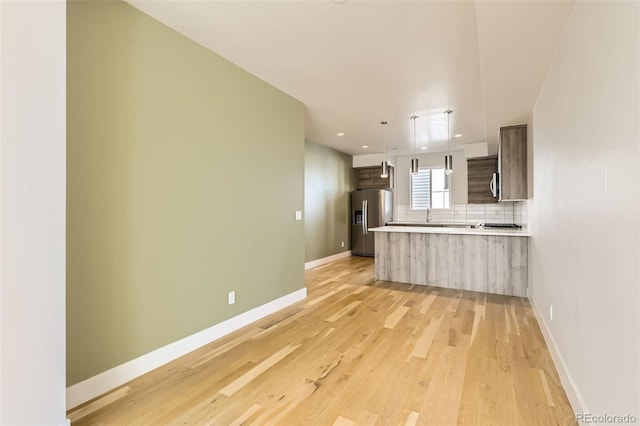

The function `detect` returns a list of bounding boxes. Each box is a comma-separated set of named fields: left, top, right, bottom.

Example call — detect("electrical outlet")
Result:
left=549, top=304, right=553, bottom=321
left=228, top=291, right=236, bottom=305
left=341, top=241, right=345, bottom=247
left=295, top=210, right=303, bottom=221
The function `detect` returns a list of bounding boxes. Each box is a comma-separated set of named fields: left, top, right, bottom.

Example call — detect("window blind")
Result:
left=411, top=167, right=450, bottom=210
left=411, top=168, right=431, bottom=210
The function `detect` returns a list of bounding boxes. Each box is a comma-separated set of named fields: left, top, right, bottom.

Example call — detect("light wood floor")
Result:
left=69, top=256, right=576, bottom=425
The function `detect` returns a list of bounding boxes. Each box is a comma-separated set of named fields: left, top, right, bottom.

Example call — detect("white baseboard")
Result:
left=530, top=298, right=588, bottom=418
left=66, top=287, right=307, bottom=410
left=58, top=420, right=70, bottom=426
left=305, top=250, right=351, bottom=270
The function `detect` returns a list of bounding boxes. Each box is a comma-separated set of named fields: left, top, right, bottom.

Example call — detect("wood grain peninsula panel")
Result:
left=375, top=231, right=528, bottom=297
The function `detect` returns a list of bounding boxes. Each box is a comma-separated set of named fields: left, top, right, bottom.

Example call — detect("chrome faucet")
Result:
left=426, top=208, right=431, bottom=222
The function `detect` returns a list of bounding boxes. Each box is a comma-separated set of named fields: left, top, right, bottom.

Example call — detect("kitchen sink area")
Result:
left=387, top=221, right=478, bottom=228
left=386, top=222, right=524, bottom=230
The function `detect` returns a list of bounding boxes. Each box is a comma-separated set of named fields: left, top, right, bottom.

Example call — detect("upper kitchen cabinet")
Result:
left=355, top=165, right=394, bottom=190
left=467, top=156, right=498, bottom=204
left=498, top=124, right=528, bottom=201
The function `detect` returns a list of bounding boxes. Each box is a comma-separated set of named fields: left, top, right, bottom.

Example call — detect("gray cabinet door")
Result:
left=499, top=124, right=528, bottom=201
left=467, top=156, right=498, bottom=204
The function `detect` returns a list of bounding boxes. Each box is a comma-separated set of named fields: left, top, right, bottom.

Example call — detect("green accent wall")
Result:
left=67, top=0, right=305, bottom=385
left=304, top=141, right=354, bottom=262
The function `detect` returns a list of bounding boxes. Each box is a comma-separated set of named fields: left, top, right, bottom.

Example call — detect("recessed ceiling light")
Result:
left=336, top=132, right=345, bottom=136
left=362, top=145, right=369, bottom=149
left=421, top=146, right=428, bottom=150
left=453, top=133, right=463, bottom=138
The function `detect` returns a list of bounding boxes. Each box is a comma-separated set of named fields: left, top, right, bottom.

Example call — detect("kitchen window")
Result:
left=411, top=167, right=450, bottom=210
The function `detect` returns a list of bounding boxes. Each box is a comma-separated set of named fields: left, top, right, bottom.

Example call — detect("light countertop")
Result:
left=369, top=225, right=530, bottom=237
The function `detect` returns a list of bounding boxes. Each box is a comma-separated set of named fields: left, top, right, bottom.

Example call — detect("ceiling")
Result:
left=127, top=0, right=575, bottom=156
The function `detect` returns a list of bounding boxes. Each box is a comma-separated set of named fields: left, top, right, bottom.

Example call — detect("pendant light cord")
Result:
left=447, top=110, right=450, bottom=149
left=410, top=115, right=419, bottom=176
left=444, top=109, right=453, bottom=175
left=381, top=121, right=387, bottom=155
left=445, top=109, right=453, bottom=149
left=380, top=121, right=389, bottom=178
left=413, top=116, right=416, bottom=154
left=410, top=115, right=418, bottom=153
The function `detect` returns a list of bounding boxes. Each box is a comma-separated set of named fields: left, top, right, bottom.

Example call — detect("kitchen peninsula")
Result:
left=370, top=225, right=529, bottom=297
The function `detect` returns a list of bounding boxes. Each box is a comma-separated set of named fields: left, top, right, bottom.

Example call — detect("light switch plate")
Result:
left=295, top=210, right=303, bottom=221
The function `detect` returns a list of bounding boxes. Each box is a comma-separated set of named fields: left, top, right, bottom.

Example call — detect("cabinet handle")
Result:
left=490, top=173, right=497, bottom=197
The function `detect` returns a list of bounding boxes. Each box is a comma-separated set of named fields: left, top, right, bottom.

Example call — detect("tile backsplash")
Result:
left=514, top=201, right=528, bottom=225
left=395, top=201, right=528, bottom=226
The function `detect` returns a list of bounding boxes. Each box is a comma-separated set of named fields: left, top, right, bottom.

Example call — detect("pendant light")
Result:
left=410, top=115, right=419, bottom=175
left=444, top=109, right=453, bottom=175
left=380, top=121, right=389, bottom=178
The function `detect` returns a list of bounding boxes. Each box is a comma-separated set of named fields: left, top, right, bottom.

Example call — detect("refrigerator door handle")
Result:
left=362, top=200, right=366, bottom=235
left=363, top=200, right=368, bottom=234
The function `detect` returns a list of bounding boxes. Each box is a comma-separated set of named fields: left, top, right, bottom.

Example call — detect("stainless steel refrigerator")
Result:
left=351, top=189, right=393, bottom=257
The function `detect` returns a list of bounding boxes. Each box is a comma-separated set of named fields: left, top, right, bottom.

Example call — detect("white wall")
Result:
left=0, top=1, right=67, bottom=424
left=353, top=153, right=394, bottom=168
left=395, top=150, right=468, bottom=206
left=530, top=0, right=639, bottom=418
left=463, top=142, right=489, bottom=159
